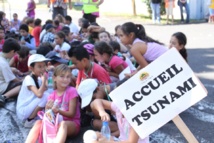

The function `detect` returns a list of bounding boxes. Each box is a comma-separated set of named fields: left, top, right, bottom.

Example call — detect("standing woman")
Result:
left=117, top=22, right=168, bottom=74
left=26, top=0, right=36, bottom=19
left=150, top=0, right=162, bottom=24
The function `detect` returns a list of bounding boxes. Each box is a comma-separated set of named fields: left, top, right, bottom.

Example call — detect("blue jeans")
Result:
left=150, top=3, right=161, bottom=23
left=178, top=1, right=190, bottom=23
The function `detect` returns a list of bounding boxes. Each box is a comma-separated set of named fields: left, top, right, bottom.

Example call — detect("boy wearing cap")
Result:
left=16, top=54, right=50, bottom=127
left=0, top=38, right=22, bottom=107
left=68, top=46, right=111, bottom=87
left=19, top=24, right=36, bottom=50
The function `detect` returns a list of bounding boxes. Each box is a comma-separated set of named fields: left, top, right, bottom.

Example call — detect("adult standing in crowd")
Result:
left=177, top=0, right=190, bottom=23
left=150, top=0, right=162, bottom=24
left=47, top=0, right=72, bottom=19
left=82, top=0, right=104, bottom=23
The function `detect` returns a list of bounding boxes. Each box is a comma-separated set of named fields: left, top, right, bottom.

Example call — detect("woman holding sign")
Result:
left=117, top=22, right=168, bottom=75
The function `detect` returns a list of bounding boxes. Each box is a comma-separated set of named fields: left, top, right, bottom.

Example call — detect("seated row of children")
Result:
left=0, top=16, right=188, bottom=142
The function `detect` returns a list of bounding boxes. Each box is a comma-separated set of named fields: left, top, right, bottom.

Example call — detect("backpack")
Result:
left=38, top=111, right=60, bottom=143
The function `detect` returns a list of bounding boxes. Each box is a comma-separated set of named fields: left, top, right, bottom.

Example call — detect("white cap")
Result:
left=77, top=79, right=98, bottom=109
left=28, top=54, right=50, bottom=67
left=83, top=130, right=97, bottom=143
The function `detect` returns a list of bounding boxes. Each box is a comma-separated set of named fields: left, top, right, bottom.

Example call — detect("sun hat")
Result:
left=77, top=79, right=98, bottom=109
left=28, top=54, right=50, bottom=66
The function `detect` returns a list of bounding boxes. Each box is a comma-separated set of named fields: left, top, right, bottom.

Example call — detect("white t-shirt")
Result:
left=54, top=42, right=71, bottom=52
left=0, top=56, right=16, bottom=94
left=16, top=75, right=41, bottom=118
left=67, top=23, right=79, bottom=35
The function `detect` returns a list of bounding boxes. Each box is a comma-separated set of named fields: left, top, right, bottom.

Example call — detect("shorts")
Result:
left=3, top=81, right=22, bottom=94
left=166, top=2, right=174, bottom=15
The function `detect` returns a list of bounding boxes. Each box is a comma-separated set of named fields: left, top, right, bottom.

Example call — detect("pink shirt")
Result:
left=48, top=86, right=80, bottom=125
left=109, top=56, right=128, bottom=72
left=111, top=103, right=149, bottom=143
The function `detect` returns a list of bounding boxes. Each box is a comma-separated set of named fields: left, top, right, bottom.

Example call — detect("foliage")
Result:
left=142, top=0, right=166, bottom=17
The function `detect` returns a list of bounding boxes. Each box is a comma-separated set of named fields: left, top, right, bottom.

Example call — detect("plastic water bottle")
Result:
left=48, top=70, right=53, bottom=88
left=101, top=121, right=111, bottom=140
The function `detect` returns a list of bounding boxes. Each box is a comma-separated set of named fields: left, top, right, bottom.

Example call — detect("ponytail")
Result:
left=179, top=48, right=188, bottom=62
left=136, top=24, right=164, bottom=45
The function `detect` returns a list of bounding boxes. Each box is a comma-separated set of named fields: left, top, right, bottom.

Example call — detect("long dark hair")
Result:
left=121, top=22, right=163, bottom=45
left=30, top=63, right=40, bottom=89
left=172, top=32, right=188, bottom=62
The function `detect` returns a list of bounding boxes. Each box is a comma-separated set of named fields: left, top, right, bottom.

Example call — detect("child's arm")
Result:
left=130, top=43, right=148, bottom=71
left=90, top=99, right=112, bottom=121
left=28, top=73, right=47, bottom=98
left=25, top=38, right=36, bottom=50
left=54, top=97, right=78, bottom=118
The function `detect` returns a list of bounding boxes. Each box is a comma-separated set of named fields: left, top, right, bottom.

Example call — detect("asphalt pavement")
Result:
left=0, top=6, right=214, bottom=143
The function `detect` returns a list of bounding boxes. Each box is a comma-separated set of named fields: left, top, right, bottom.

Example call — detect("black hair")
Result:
left=42, top=19, right=53, bottom=30
left=65, top=15, right=72, bottom=22
left=172, top=32, right=188, bottom=62
left=34, top=18, right=42, bottom=26
left=94, top=41, right=113, bottom=56
left=2, top=38, right=21, bottom=53
left=0, top=11, right=5, bottom=31
left=81, top=19, right=90, bottom=29
left=68, top=46, right=89, bottom=61
left=121, top=22, right=163, bottom=45
left=4, top=31, right=20, bottom=40
left=70, top=41, right=81, bottom=49
left=29, top=63, right=40, bottom=89
left=19, top=24, right=29, bottom=32
left=115, top=25, right=121, bottom=33
left=54, top=20, right=60, bottom=26
left=17, top=46, right=29, bottom=58
left=61, top=26, right=70, bottom=36
left=109, top=41, right=121, bottom=52
left=56, top=31, right=65, bottom=40
left=13, top=13, right=18, bottom=17
left=37, top=42, right=53, bottom=56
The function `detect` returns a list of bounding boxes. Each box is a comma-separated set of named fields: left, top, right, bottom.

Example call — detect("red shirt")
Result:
left=32, top=26, right=42, bottom=47
left=76, top=62, right=111, bottom=86
left=14, top=55, right=29, bottom=73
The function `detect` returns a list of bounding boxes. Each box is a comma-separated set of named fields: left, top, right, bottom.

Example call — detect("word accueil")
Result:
left=123, top=64, right=197, bottom=126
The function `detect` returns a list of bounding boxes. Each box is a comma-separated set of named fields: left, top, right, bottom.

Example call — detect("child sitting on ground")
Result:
left=94, top=41, right=128, bottom=81
left=19, top=24, right=36, bottom=50
left=10, top=13, right=21, bottom=33
left=25, top=64, right=81, bottom=143
left=84, top=99, right=150, bottom=143
left=16, top=54, right=50, bottom=127
left=68, top=46, right=111, bottom=87
left=9, top=46, right=30, bottom=76
left=0, top=38, right=22, bottom=107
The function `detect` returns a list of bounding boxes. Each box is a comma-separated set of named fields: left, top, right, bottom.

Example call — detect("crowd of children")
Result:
left=0, top=7, right=189, bottom=143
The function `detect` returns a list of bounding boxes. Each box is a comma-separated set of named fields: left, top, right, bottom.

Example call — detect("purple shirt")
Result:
left=133, top=38, right=168, bottom=63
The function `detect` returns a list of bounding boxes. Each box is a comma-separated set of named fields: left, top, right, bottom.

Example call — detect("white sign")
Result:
left=109, top=48, right=207, bottom=139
